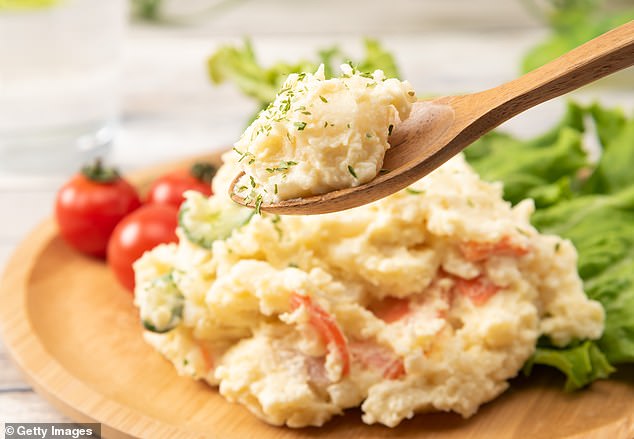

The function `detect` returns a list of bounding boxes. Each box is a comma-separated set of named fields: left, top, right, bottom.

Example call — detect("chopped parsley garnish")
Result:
left=271, top=214, right=282, bottom=238
left=265, top=160, right=298, bottom=174
left=254, top=194, right=263, bottom=215
left=233, top=147, right=255, bottom=164
left=294, top=121, right=307, bottom=131
left=366, top=133, right=372, bottom=138
left=319, top=95, right=328, bottom=103
left=274, top=183, right=278, bottom=194
left=407, top=90, right=415, bottom=96
left=515, top=227, right=531, bottom=237
left=406, top=188, right=424, bottom=195
left=348, top=165, right=358, bottom=179
left=388, top=124, right=394, bottom=135
left=249, top=176, right=256, bottom=188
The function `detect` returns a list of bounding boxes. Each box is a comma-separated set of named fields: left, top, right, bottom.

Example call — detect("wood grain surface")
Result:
left=0, top=156, right=633, bottom=439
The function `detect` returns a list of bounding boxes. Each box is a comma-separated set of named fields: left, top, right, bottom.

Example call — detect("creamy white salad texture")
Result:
left=232, top=64, right=416, bottom=204
left=134, top=149, right=604, bottom=427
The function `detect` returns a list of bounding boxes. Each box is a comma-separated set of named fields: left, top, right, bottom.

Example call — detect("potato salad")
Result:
left=134, top=149, right=604, bottom=427
left=232, top=64, right=416, bottom=204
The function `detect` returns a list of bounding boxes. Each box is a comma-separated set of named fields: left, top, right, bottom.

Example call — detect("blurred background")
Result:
left=1, top=0, right=632, bottom=179
left=0, top=0, right=633, bottom=421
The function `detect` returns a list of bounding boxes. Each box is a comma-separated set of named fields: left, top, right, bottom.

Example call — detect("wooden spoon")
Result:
left=231, top=21, right=634, bottom=215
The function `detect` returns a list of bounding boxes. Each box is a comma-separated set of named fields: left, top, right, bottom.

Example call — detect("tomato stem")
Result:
left=190, top=162, right=217, bottom=183
left=81, top=158, right=120, bottom=183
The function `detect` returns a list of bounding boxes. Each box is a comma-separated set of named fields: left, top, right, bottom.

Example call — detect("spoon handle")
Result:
left=475, top=20, right=634, bottom=124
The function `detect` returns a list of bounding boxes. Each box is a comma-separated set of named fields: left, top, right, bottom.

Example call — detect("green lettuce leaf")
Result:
left=521, top=0, right=634, bottom=73
left=523, top=340, right=615, bottom=391
left=582, top=112, right=634, bottom=195
left=464, top=101, right=587, bottom=207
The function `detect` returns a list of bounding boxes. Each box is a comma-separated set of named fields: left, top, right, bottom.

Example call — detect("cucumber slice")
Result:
left=141, top=273, right=184, bottom=334
left=179, top=193, right=255, bottom=249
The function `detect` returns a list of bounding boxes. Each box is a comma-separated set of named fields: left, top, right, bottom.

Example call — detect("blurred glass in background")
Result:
left=0, top=0, right=126, bottom=176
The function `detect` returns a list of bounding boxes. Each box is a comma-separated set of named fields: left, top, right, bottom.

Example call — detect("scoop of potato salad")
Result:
left=134, top=147, right=604, bottom=427
left=232, top=64, right=416, bottom=204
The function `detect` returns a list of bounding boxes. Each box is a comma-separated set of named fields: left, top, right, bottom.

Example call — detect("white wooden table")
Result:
left=1, top=1, right=632, bottom=430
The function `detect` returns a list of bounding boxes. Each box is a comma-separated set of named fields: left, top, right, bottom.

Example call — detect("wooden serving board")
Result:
left=1, top=155, right=633, bottom=439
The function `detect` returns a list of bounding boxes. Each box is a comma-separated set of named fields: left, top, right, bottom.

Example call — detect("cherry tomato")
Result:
left=146, top=162, right=216, bottom=208
left=290, top=292, right=350, bottom=377
left=107, top=203, right=179, bottom=292
left=55, top=160, right=141, bottom=258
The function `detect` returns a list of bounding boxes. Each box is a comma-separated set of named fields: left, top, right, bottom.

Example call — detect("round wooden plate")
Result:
left=1, top=155, right=633, bottom=439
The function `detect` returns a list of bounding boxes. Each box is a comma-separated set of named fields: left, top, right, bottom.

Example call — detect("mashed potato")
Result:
left=134, top=151, right=604, bottom=428
left=232, top=64, right=416, bottom=204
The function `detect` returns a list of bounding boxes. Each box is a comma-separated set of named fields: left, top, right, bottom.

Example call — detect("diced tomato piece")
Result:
left=454, top=276, right=499, bottom=306
left=459, top=236, right=529, bottom=262
left=197, top=342, right=214, bottom=372
left=290, top=293, right=350, bottom=377
left=369, top=296, right=411, bottom=323
left=349, top=340, right=405, bottom=380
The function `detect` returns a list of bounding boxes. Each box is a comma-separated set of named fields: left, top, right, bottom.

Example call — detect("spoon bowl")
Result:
left=231, top=21, right=634, bottom=215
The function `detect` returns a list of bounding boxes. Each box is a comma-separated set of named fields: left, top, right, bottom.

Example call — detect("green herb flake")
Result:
left=294, top=121, right=307, bottom=131
left=366, top=133, right=372, bottom=138
left=319, top=95, right=328, bottom=103
left=379, top=168, right=390, bottom=175
left=388, top=124, right=394, bottom=136
left=348, top=165, right=358, bottom=179
left=407, top=90, right=415, bottom=96
left=250, top=176, right=256, bottom=188
left=274, top=183, right=278, bottom=194
left=254, top=195, right=263, bottom=215
left=515, top=227, right=531, bottom=237
left=406, top=188, right=424, bottom=195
